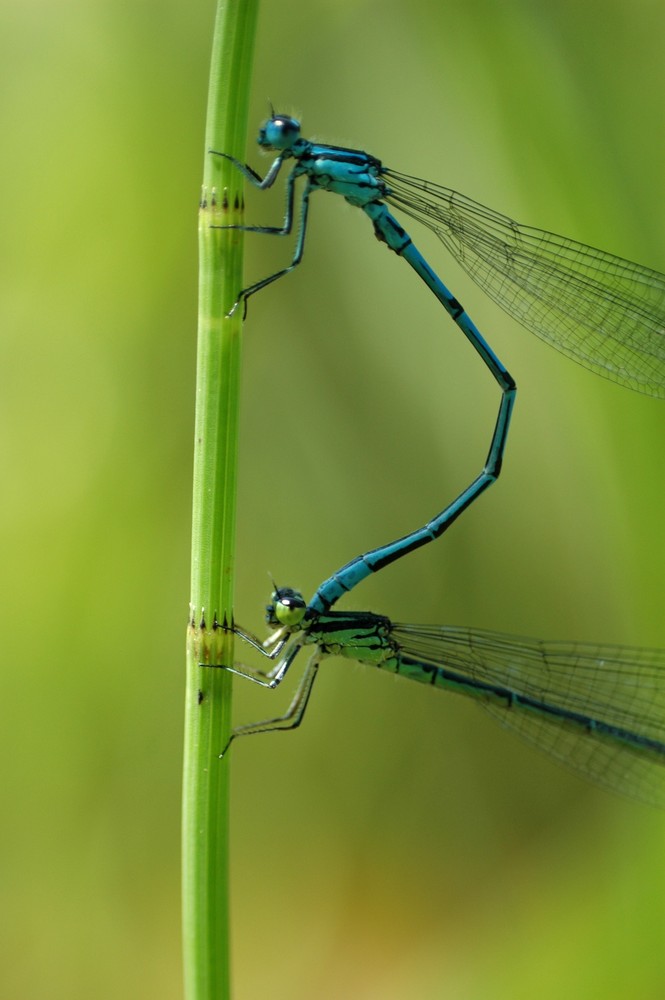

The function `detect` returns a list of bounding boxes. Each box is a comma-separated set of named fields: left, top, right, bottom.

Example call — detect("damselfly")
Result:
left=216, top=587, right=665, bottom=806
left=211, top=114, right=665, bottom=612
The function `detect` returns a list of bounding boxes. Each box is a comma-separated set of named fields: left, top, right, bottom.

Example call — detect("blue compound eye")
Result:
left=258, top=115, right=301, bottom=151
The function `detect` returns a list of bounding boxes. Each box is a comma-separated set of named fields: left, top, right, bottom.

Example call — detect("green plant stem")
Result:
left=182, top=3, right=258, bottom=998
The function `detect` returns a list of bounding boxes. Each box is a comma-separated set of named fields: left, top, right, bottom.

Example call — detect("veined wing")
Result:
left=391, top=622, right=665, bottom=805
left=385, top=170, right=665, bottom=397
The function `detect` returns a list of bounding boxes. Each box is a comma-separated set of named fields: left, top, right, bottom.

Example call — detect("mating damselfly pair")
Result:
left=204, top=113, right=665, bottom=805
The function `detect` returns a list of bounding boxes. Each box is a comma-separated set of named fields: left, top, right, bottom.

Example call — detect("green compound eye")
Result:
left=269, top=587, right=306, bottom=628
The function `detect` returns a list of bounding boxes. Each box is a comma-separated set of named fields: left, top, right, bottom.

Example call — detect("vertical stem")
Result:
left=182, top=3, right=259, bottom=999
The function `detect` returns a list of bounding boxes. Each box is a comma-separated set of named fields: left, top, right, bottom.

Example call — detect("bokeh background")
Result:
left=3, top=1, right=665, bottom=997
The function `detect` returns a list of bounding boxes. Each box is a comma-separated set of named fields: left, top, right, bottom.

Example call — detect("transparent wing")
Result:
left=391, top=623, right=665, bottom=805
left=385, top=170, right=665, bottom=397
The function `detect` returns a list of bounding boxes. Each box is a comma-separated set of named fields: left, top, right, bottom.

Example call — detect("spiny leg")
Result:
left=219, top=653, right=322, bottom=757
left=209, top=151, right=311, bottom=314
left=228, top=183, right=311, bottom=313
left=201, top=627, right=302, bottom=688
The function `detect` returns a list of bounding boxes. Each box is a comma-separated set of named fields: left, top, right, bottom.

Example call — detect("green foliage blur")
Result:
left=3, top=1, right=665, bottom=997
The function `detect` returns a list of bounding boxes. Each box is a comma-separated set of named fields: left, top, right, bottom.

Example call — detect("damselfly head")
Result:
left=258, top=114, right=301, bottom=152
left=266, top=586, right=307, bottom=629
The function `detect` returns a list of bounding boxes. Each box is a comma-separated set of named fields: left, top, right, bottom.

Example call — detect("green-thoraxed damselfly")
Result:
left=212, top=587, right=665, bottom=806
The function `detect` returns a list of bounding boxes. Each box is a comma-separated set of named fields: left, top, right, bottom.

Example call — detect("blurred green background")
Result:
left=3, top=0, right=665, bottom=997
